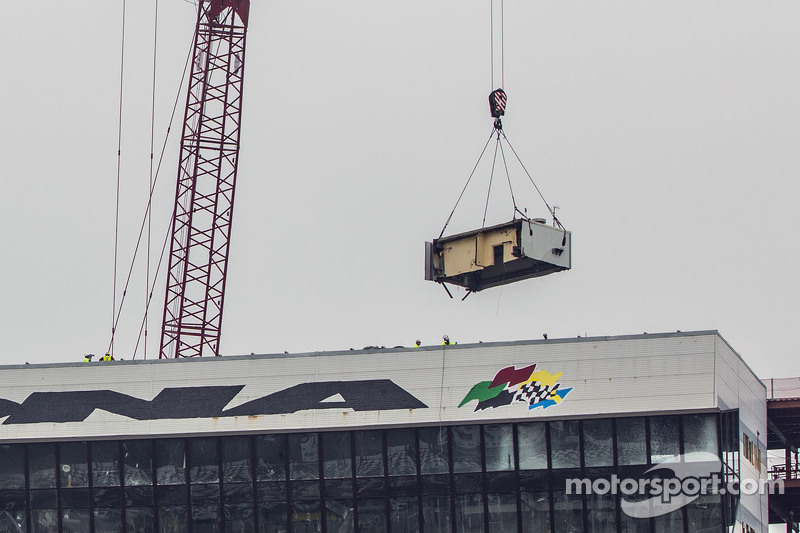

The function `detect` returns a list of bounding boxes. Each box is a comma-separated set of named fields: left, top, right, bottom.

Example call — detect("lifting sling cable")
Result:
left=107, top=23, right=197, bottom=358
left=146, top=0, right=160, bottom=360
left=482, top=134, right=501, bottom=228
left=112, top=0, right=127, bottom=359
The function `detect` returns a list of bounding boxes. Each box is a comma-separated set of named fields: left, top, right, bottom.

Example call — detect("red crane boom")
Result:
left=159, top=0, right=250, bottom=358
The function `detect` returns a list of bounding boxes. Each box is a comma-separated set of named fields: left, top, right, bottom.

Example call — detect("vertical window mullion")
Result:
left=414, top=428, right=423, bottom=533
left=480, top=425, right=489, bottom=533
left=151, top=439, right=159, bottom=533
left=513, top=424, right=521, bottom=533
left=447, top=426, right=456, bottom=533
left=24, top=444, right=30, bottom=533
left=251, top=435, right=258, bottom=533
left=55, top=444, right=63, bottom=533
left=218, top=437, right=225, bottom=533
left=545, top=423, right=554, bottom=533
left=319, top=432, right=326, bottom=533
left=382, top=430, right=390, bottom=533
left=185, top=438, right=193, bottom=532
left=351, top=432, right=358, bottom=533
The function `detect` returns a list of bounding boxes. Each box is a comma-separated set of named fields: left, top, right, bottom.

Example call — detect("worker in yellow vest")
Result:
left=414, top=340, right=421, bottom=348
left=442, top=335, right=451, bottom=346
left=101, top=353, right=114, bottom=362
left=83, top=354, right=94, bottom=363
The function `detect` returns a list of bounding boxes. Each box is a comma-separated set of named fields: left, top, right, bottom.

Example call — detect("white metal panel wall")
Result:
left=715, top=336, right=769, bottom=532
left=519, top=221, right=572, bottom=268
left=0, top=333, right=720, bottom=443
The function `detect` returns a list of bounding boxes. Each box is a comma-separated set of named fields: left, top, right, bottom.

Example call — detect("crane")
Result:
left=159, top=0, right=250, bottom=358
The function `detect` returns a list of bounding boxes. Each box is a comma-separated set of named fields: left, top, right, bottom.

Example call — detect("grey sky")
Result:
left=0, top=0, right=797, bottom=382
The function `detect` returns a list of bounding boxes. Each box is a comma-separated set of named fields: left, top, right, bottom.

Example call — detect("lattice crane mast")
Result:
left=159, top=0, right=250, bottom=358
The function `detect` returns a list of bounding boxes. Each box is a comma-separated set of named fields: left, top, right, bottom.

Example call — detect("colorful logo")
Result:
left=458, top=364, right=572, bottom=412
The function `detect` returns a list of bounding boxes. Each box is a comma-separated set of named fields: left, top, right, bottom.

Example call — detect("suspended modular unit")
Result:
left=425, top=219, right=571, bottom=292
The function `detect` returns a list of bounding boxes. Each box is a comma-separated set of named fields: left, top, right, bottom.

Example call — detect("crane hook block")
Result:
left=489, top=89, right=507, bottom=119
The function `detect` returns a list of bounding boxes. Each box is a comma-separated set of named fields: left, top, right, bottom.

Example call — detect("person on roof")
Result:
left=442, top=335, right=451, bottom=346
left=83, top=354, right=94, bottom=363
left=101, top=353, right=114, bottom=362
left=414, top=340, right=421, bottom=348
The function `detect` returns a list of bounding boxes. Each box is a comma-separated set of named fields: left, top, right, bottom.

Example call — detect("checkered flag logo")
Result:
left=459, top=364, right=573, bottom=412
left=515, top=382, right=558, bottom=407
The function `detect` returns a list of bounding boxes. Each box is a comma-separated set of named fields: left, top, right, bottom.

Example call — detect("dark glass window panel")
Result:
left=92, top=487, right=121, bottom=508
left=455, top=493, right=484, bottom=532
left=126, top=507, right=155, bottom=533
left=60, top=488, right=89, bottom=508
left=292, top=500, right=322, bottom=533
left=92, top=441, right=121, bottom=487
left=454, top=473, right=483, bottom=495
left=192, top=505, right=221, bottom=533
left=391, top=496, right=420, bottom=533
left=224, top=483, right=253, bottom=505
left=0, top=509, right=25, bottom=532
left=486, top=471, right=516, bottom=493
left=29, top=490, right=57, bottom=509
left=258, top=501, right=288, bottom=533
left=683, top=413, right=719, bottom=455
left=421, top=475, right=450, bottom=495
left=221, top=436, right=251, bottom=483
left=619, top=510, right=651, bottom=533
left=155, top=439, right=186, bottom=485
left=324, top=479, right=353, bottom=500
left=387, top=428, right=417, bottom=476
left=649, top=416, right=680, bottom=463
left=357, top=498, right=387, bottom=533
left=517, top=422, right=548, bottom=470
left=422, top=494, right=451, bottom=533
left=156, top=484, right=188, bottom=506
left=551, top=468, right=582, bottom=493
left=290, top=480, right=320, bottom=501
left=389, top=475, right=417, bottom=497
left=224, top=503, right=254, bottom=533
left=518, top=470, right=548, bottom=492
left=325, top=499, right=355, bottom=533
left=550, top=420, right=580, bottom=469
left=124, top=440, right=153, bottom=487
left=356, top=477, right=386, bottom=498
left=685, top=493, right=722, bottom=532
left=30, top=509, right=58, bottom=533
left=487, top=492, right=517, bottom=532
left=617, top=417, right=647, bottom=465
left=288, top=433, right=319, bottom=481
left=484, top=424, right=514, bottom=472
left=191, top=483, right=220, bottom=507
left=653, top=508, right=684, bottom=532
left=62, top=508, right=91, bottom=533
left=158, top=506, right=188, bottom=533
left=188, top=438, right=219, bottom=484
left=0, top=445, right=24, bottom=489
left=257, top=481, right=286, bottom=503
left=322, top=432, right=352, bottom=479
left=419, top=427, right=449, bottom=475
left=355, top=430, right=384, bottom=478
left=256, top=434, right=286, bottom=482
left=586, top=491, right=616, bottom=533
left=59, top=442, right=89, bottom=488
left=583, top=419, right=613, bottom=467
left=452, top=425, right=482, bottom=474
left=553, top=491, right=583, bottom=533
left=92, top=508, right=121, bottom=533
left=126, top=485, right=154, bottom=507
left=0, top=490, right=26, bottom=510
left=523, top=491, right=551, bottom=532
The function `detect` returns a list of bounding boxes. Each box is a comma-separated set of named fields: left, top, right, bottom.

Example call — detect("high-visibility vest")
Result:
left=102, top=354, right=112, bottom=362
left=83, top=357, right=91, bottom=363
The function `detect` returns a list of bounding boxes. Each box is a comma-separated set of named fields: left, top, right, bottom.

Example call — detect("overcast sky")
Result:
left=0, top=0, right=798, bottom=381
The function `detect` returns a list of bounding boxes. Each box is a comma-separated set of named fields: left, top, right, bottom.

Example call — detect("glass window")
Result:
left=92, top=508, right=121, bottom=533
left=518, top=423, right=547, bottom=470
left=192, top=505, right=221, bottom=533
left=390, top=496, right=420, bottom=533
left=188, top=438, right=219, bottom=484
left=29, top=489, right=57, bottom=509
left=256, top=434, right=286, bottom=481
left=357, top=498, right=387, bottom=533
left=322, top=432, right=351, bottom=479
left=653, top=507, right=683, bottom=532
left=92, top=441, right=121, bottom=487
left=59, top=442, right=89, bottom=488
left=31, top=509, right=58, bottom=533
left=125, top=507, right=155, bottom=533
left=419, top=427, right=449, bottom=475
left=157, top=505, right=187, bottom=533
left=617, top=418, right=647, bottom=465
left=288, top=433, right=319, bottom=480
left=649, top=416, right=680, bottom=463
left=552, top=491, right=583, bottom=533
left=586, top=492, right=616, bottom=532
left=224, top=503, right=254, bottom=533
left=0, top=509, right=25, bottom=532
left=454, top=493, right=484, bottom=532
left=222, top=436, right=252, bottom=483
left=326, top=499, right=355, bottom=533
left=422, top=494, right=451, bottom=533
left=550, top=421, right=580, bottom=469
left=0, top=445, right=24, bottom=489
left=452, top=426, right=481, bottom=474
left=156, top=439, right=186, bottom=485
left=61, top=488, right=89, bottom=508
left=484, top=425, right=514, bottom=472
left=29, top=443, right=57, bottom=490
left=62, top=509, right=91, bottom=533
left=124, top=440, right=153, bottom=487
left=387, top=429, right=417, bottom=476
left=487, top=492, right=516, bottom=532
left=583, top=419, right=613, bottom=467
left=125, top=486, right=154, bottom=507
left=224, top=482, right=253, bottom=505
left=355, top=431, right=384, bottom=478
left=686, top=493, right=722, bottom=531
left=292, top=500, right=321, bottom=533
left=683, top=414, right=719, bottom=455
left=258, top=501, right=288, bottom=533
